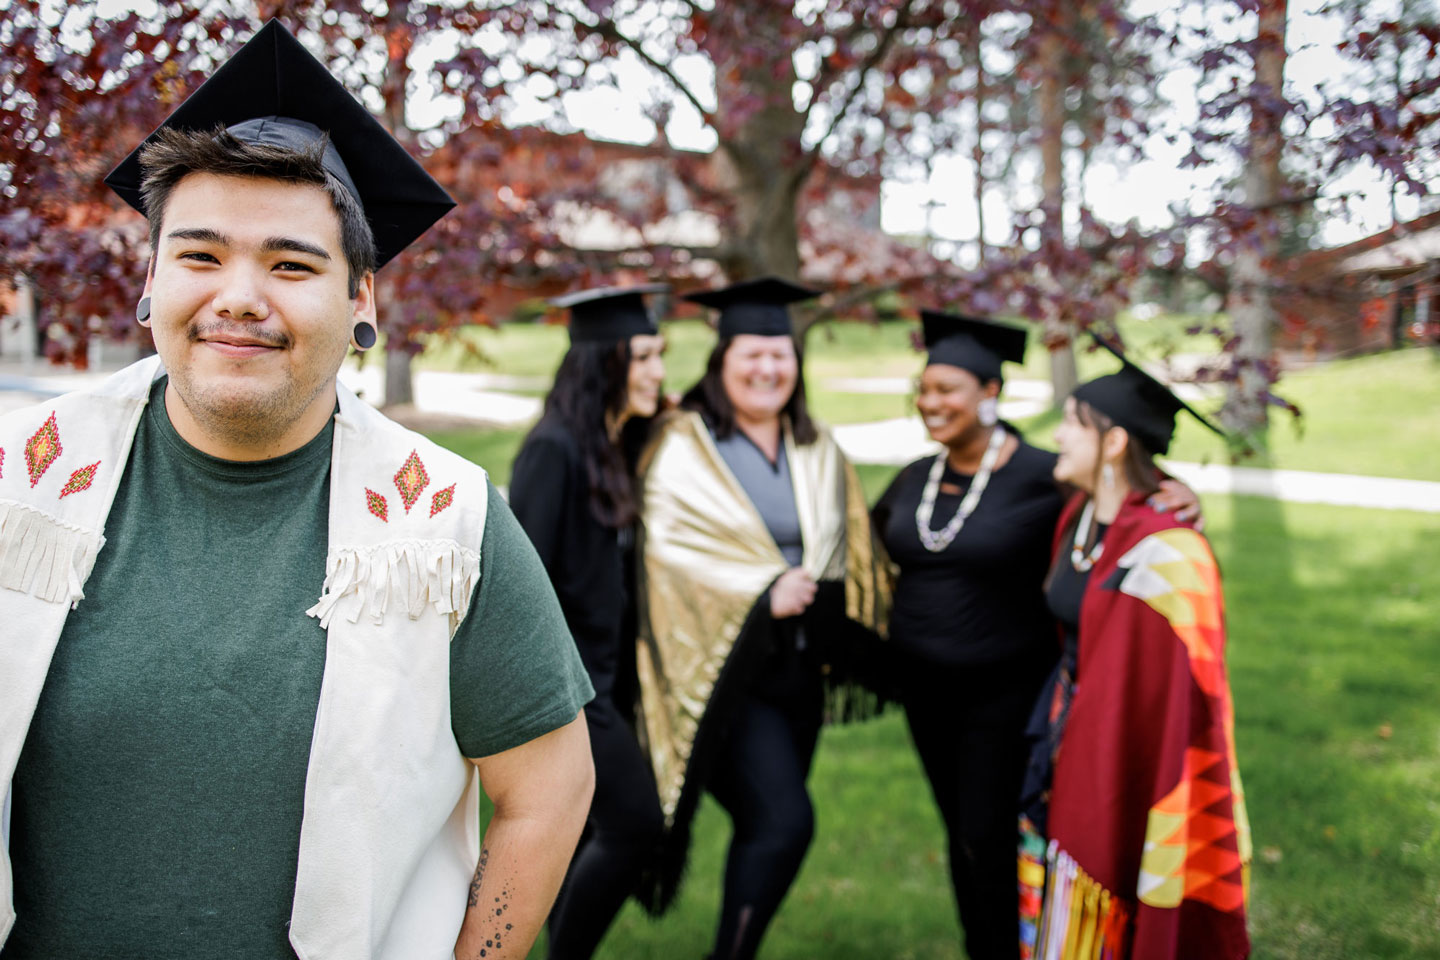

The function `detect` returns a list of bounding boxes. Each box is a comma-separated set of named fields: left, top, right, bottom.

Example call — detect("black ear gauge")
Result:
left=351, top=321, right=378, bottom=351
left=135, top=296, right=152, bottom=326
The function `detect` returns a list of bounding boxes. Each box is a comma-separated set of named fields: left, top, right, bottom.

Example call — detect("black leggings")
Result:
left=706, top=657, right=824, bottom=960
left=547, top=697, right=665, bottom=960
left=895, top=654, right=1049, bottom=960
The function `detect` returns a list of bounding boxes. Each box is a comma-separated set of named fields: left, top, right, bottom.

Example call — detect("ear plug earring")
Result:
left=351, top=321, right=377, bottom=351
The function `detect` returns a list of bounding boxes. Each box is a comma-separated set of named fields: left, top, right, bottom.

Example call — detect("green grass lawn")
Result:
left=423, top=406, right=1440, bottom=958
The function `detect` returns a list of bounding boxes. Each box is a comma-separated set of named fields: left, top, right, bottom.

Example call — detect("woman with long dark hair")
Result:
left=507, top=285, right=668, bottom=960
left=632, top=277, right=890, bottom=960
left=1022, top=341, right=1250, bottom=960
left=870, top=313, right=1200, bottom=960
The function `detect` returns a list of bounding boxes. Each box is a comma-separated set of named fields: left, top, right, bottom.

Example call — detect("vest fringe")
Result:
left=0, top=500, right=102, bottom=606
left=305, top=540, right=481, bottom=634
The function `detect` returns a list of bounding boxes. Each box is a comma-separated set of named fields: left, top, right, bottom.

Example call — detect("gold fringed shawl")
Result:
left=634, top=411, right=889, bottom=829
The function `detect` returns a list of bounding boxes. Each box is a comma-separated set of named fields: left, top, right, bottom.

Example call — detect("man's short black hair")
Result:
left=138, top=126, right=377, bottom=298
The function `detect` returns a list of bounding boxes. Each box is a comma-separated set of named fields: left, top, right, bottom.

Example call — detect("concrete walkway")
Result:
left=831, top=417, right=1439, bottom=514
left=2, top=366, right=1434, bottom=512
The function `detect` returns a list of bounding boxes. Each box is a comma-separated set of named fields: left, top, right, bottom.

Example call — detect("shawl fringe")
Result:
left=1032, top=842, right=1132, bottom=960
left=305, top=540, right=480, bottom=634
left=0, top=500, right=102, bottom=606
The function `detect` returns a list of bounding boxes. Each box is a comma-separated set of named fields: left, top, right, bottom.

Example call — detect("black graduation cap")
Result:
left=683, top=276, right=818, bottom=338
left=104, top=19, right=455, bottom=269
left=1071, top=336, right=1225, bottom=455
left=550, top=283, right=666, bottom=344
left=920, top=310, right=1028, bottom=384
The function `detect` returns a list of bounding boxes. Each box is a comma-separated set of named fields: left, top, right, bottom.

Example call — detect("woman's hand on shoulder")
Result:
left=1149, top=478, right=1204, bottom=529
left=770, top=567, right=818, bottom=619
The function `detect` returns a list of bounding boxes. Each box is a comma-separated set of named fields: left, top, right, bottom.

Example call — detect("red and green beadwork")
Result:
left=366, top=488, right=389, bottom=522
left=59, top=461, right=100, bottom=499
left=25, top=412, right=62, bottom=487
left=429, top=483, right=456, bottom=518
left=394, top=449, right=429, bottom=514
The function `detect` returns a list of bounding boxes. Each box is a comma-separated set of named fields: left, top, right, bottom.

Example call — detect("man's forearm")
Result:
left=457, top=712, right=593, bottom=959
left=455, top=811, right=584, bottom=959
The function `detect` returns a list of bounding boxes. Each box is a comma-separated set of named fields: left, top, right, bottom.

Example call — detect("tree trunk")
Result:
left=1222, top=0, right=1287, bottom=435
left=378, top=2, right=415, bottom=408
left=1037, top=20, right=1077, bottom=406
left=384, top=336, right=414, bottom=407
left=708, top=7, right=807, bottom=333
left=972, top=24, right=988, bottom=267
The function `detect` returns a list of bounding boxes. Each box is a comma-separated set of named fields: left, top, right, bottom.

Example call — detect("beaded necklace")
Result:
left=1069, top=499, right=1105, bottom=571
left=914, top=425, right=1006, bottom=553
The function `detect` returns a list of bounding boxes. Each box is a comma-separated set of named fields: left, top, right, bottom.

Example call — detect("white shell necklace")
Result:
left=915, top=425, right=1007, bottom=553
left=1070, top=499, right=1105, bottom=571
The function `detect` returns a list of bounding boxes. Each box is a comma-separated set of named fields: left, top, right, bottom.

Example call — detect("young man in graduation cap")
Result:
left=1021, top=337, right=1251, bottom=960
left=0, top=21, right=594, bottom=960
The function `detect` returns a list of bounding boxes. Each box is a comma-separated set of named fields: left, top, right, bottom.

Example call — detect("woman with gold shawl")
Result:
left=632, top=277, right=889, bottom=960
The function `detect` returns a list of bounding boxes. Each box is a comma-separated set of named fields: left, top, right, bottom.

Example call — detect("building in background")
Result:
left=1276, top=211, right=1440, bottom=357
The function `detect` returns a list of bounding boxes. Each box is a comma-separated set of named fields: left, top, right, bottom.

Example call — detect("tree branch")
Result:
left=817, top=280, right=904, bottom=317
left=793, top=2, right=916, bottom=186
left=561, top=6, right=714, bottom=128
left=800, top=19, right=875, bottom=127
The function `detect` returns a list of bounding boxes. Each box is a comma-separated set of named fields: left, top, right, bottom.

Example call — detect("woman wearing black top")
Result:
left=872, top=313, right=1197, bottom=960
left=508, top=285, right=669, bottom=960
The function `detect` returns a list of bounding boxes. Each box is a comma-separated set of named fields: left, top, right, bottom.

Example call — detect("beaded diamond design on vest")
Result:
left=366, top=488, right=389, bottom=522
left=429, top=483, right=455, bottom=518
left=59, top=461, right=101, bottom=498
left=25, top=412, right=62, bottom=487
left=394, top=450, right=430, bottom=513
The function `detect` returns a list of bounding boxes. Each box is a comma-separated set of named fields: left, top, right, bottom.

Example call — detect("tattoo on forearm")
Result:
left=467, top=847, right=490, bottom=908
left=473, top=885, right=514, bottom=957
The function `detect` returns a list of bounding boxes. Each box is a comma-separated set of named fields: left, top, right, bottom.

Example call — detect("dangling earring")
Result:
left=135, top=297, right=152, bottom=327
left=351, top=320, right=377, bottom=352
left=978, top=396, right=998, bottom=427
left=1102, top=463, right=1116, bottom=488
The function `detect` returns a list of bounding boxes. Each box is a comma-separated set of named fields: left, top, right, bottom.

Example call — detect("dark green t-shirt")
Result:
left=3, top=379, right=592, bottom=959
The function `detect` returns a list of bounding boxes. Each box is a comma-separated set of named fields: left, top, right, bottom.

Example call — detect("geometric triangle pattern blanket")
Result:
left=1040, top=493, right=1251, bottom=960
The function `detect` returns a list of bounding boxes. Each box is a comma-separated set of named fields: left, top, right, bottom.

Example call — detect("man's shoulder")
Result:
left=326, top=393, right=493, bottom=548
left=335, top=392, right=491, bottom=485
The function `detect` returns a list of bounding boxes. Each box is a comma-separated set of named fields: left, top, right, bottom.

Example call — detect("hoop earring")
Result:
left=351, top=320, right=377, bottom=352
left=978, top=396, right=998, bottom=427
left=135, top=297, right=152, bottom=327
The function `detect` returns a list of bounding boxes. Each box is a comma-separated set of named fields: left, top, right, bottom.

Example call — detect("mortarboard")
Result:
left=684, top=276, right=818, bottom=338
left=104, top=19, right=455, bottom=269
left=1071, top=336, right=1225, bottom=455
left=920, top=310, right=1028, bottom=384
left=550, top=283, right=666, bottom=344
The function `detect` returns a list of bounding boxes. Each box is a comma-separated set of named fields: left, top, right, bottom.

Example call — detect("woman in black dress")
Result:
left=508, top=285, right=669, bottom=960
left=871, top=313, right=1197, bottom=960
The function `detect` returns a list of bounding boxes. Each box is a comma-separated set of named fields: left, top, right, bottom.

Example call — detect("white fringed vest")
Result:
left=0, top=356, right=490, bottom=959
